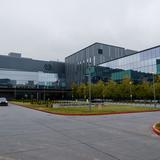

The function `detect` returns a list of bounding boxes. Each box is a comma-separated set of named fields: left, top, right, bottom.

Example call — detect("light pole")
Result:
left=31, top=94, right=33, bottom=103
left=72, top=87, right=74, bottom=101
left=43, top=85, right=45, bottom=102
left=152, top=73, right=156, bottom=107
left=129, top=81, right=132, bottom=102
left=36, top=82, right=39, bottom=101
left=14, top=85, right=17, bottom=99
left=88, top=63, right=92, bottom=112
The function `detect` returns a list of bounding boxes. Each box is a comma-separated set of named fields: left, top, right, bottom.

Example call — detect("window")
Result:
left=98, top=49, right=103, bottom=54
left=93, top=56, right=95, bottom=66
left=90, top=57, right=91, bottom=63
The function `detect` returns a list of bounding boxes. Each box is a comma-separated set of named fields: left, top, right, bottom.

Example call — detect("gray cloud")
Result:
left=0, top=0, right=160, bottom=61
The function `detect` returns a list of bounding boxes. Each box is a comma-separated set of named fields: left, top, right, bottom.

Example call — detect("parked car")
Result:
left=0, top=97, right=8, bottom=106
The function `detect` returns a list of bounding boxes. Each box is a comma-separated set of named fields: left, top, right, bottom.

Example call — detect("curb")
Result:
left=152, top=122, right=160, bottom=136
left=10, top=102, right=160, bottom=116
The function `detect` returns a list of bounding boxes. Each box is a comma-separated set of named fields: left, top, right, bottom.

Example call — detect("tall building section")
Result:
left=65, top=43, right=137, bottom=87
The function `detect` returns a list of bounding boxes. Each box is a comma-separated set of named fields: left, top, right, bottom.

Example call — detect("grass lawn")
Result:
left=155, top=123, right=160, bottom=130
left=10, top=101, right=160, bottom=115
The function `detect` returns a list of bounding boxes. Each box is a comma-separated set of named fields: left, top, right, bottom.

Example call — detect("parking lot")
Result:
left=0, top=103, right=160, bottom=160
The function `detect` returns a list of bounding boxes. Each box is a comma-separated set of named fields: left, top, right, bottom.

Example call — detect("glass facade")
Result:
left=99, top=46, right=160, bottom=82
left=0, top=69, right=58, bottom=88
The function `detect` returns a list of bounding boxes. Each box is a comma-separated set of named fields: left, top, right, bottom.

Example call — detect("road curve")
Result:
left=0, top=103, right=159, bottom=160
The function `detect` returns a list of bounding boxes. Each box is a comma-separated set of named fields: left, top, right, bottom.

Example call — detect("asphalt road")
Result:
left=0, top=104, right=160, bottom=160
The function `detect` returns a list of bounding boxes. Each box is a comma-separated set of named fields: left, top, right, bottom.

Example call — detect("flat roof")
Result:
left=0, top=54, right=64, bottom=64
left=65, top=42, right=125, bottom=59
left=98, top=44, right=160, bottom=65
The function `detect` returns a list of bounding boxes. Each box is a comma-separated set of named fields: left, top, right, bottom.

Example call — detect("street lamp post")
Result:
left=152, top=73, right=156, bottom=107
left=129, top=81, right=132, bottom=102
left=37, top=83, right=39, bottom=101
left=14, top=85, right=17, bottom=99
left=43, top=85, right=46, bottom=102
left=72, top=87, right=74, bottom=101
left=88, top=63, right=92, bottom=112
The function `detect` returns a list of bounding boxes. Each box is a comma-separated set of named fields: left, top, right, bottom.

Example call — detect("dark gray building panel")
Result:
left=0, top=55, right=65, bottom=78
left=8, top=52, right=22, bottom=58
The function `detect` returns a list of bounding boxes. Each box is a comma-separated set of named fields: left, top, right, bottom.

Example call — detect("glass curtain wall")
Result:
left=99, top=46, right=160, bottom=82
left=0, top=69, right=58, bottom=88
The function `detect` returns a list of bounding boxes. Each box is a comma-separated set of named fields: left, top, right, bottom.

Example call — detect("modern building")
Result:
left=0, top=53, right=65, bottom=88
left=1, top=42, right=160, bottom=99
left=65, top=42, right=137, bottom=87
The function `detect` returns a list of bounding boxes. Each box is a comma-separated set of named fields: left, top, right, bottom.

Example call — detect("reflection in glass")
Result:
left=99, top=46, right=160, bottom=83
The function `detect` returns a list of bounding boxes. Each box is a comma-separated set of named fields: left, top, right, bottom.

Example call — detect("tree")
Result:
left=93, top=80, right=105, bottom=99
left=119, top=78, right=132, bottom=100
left=71, top=82, right=78, bottom=99
left=155, top=75, right=160, bottom=100
left=103, top=80, right=119, bottom=100
left=135, top=81, right=152, bottom=100
left=77, top=83, right=87, bottom=99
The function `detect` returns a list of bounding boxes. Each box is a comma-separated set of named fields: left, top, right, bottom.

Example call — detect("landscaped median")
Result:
left=10, top=101, right=160, bottom=116
left=152, top=122, right=160, bottom=136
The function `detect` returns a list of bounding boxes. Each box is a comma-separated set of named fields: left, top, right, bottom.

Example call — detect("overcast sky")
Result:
left=0, top=0, right=160, bottom=61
